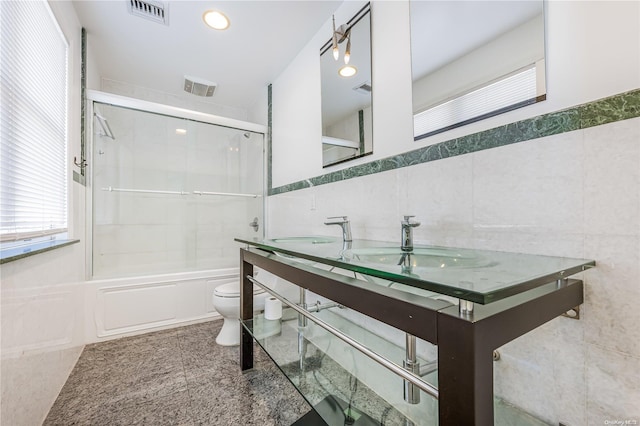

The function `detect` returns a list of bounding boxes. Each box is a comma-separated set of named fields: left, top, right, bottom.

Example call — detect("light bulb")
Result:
left=332, top=15, right=339, bottom=61
left=344, top=39, right=351, bottom=64
left=338, top=65, right=357, bottom=77
left=203, top=10, right=230, bottom=30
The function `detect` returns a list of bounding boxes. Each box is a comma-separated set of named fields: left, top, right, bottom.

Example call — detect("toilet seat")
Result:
left=214, top=282, right=266, bottom=298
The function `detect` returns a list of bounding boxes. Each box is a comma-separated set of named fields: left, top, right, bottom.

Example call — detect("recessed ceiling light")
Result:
left=338, top=65, right=357, bottom=77
left=176, top=128, right=187, bottom=135
left=203, top=10, right=229, bottom=30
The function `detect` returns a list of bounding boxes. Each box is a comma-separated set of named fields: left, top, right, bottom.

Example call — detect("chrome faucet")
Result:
left=401, top=215, right=420, bottom=252
left=324, top=216, right=352, bottom=242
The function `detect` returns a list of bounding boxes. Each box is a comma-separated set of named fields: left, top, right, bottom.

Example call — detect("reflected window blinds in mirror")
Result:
left=410, top=1, right=546, bottom=140
left=320, top=4, right=372, bottom=168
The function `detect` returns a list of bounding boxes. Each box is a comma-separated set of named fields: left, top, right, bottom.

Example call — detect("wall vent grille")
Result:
left=128, top=0, right=168, bottom=25
left=353, top=81, right=372, bottom=94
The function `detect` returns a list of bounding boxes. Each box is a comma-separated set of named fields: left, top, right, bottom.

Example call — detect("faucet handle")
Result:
left=402, top=215, right=420, bottom=226
left=324, top=216, right=352, bottom=242
left=326, top=215, right=348, bottom=222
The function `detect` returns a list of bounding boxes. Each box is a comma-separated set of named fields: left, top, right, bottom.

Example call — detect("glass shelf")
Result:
left=243, top=309, right=438, bottom=425
left=236, top=237, right=595, bottom=304
left=243, top=308, right=550, bottom=425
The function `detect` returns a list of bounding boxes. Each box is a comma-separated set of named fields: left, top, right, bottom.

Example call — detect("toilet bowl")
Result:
left=213, top=271, right=301, bottom=346
left=213, top=281, right=269, bottom=346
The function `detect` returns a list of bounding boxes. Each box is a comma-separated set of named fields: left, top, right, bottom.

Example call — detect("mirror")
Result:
left=410, top=1, right=546, bottom=140
left=321, top=5, right=372, bottom=167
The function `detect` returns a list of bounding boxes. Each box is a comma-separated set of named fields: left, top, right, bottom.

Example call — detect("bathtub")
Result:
left=85, top=268, right=238, bottom=343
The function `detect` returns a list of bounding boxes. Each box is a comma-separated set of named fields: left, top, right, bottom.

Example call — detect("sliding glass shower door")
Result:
left=91, top=102, right=264, bottom=278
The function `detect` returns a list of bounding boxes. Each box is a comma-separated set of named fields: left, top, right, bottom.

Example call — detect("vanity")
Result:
left=235, top=236, right=594, bottom=425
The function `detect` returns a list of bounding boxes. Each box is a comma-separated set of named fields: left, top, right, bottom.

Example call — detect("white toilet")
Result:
left=213, top=281, right=270, bottom=346
left=213, top=271, right=299, bottom=346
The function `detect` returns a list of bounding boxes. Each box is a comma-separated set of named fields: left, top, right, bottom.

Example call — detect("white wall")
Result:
left=271, top=0, right=639, bottom=187
left=0, top=2, right=88, bottom=425
left=268, top=1, right=640, bottom=424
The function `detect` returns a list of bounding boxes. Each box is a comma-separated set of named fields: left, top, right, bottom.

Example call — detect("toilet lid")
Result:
left=214, top=282, right=266, bottom=297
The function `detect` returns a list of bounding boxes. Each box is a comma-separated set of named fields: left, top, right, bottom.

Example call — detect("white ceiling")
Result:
left=73, top=0, right=342, bottom=111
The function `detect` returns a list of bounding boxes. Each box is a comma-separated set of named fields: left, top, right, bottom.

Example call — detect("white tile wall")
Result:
left=586, top=344, right=640, bottom=424
left=1, top=245, right=86, bottom=426
left=584, top=119, right=640, bottom=237
left=267, top=117, right=640, bottom=423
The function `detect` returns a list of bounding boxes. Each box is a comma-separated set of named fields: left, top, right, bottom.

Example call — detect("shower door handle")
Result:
left=249, top=217, right=259, bottom=232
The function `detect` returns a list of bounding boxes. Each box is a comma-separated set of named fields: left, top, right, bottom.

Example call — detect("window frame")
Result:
left=0, top=0, right=71, bottom=246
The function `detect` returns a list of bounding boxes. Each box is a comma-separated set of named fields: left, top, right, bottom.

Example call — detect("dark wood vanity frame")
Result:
left=239, top=247, right=585, bottom=426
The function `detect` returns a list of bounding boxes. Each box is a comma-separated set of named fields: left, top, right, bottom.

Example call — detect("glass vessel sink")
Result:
left=268, top=236, right=337, bottom=244
left=236, top=236, right=595, bottom=304
left=344, top=247, right=496, bottom=269
left=265, top=236, right=337, bottom=264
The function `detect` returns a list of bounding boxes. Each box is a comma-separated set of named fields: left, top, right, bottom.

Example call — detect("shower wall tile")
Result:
left=583, top=118, right=640, bottom=236
left=131, top=198, right=169, bottom=225
left=133, top=169, right=169, bottom=191
left=94, top=251, right=172, bottom=278
left=194, top=225, right=224, bottom=250
left=164, top=199, right=188, bottom=225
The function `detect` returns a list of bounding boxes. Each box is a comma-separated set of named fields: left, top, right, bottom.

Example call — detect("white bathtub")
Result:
left=85, top=268, right=238, bottom=343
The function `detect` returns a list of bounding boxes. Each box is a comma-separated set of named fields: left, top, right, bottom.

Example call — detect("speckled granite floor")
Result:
left=44, top=320, right=311, bottom=426
left=44, top=318, right=549, bottom=426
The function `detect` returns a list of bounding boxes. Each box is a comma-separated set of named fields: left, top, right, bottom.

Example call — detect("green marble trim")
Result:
left=0, top=239, right=79, bottom=264
left=267, top=84, right=273, bottom=191
left=78, top=27, right=87, bottom=185
left=358, top=109, right=365, bottom=153
left=269, top=88, right=640, bottom=196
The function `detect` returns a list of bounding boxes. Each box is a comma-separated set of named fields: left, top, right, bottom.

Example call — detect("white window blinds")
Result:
left=1, top=1, right=69, bottom=241
left=414, top=65, right=538, bottom=139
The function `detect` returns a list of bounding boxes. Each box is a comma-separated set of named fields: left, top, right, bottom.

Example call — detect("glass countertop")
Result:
left=235, top=237, right=595, bottom=304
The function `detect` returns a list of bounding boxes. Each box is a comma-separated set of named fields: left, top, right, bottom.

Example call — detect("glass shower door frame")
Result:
left=85, top=90, right=267, bottom=279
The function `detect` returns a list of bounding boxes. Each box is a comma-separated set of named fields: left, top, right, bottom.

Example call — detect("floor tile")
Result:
left=45, top=320, right=310, bottom=426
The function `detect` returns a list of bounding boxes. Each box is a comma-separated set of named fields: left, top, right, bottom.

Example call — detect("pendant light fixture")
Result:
left=331, top=15, right=351, bottom=65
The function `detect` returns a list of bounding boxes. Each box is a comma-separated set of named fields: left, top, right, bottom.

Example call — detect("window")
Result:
left=414, top=65, right=540, bottom=140
left=1, top=1, right=69, bottom=242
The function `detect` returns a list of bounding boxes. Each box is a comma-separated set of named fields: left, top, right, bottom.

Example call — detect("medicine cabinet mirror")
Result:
left=320, top=4, right=372, bottom=167
left=410, top=0, right=546, bottom=141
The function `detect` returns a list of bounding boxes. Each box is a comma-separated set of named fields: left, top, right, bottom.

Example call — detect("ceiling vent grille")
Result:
left=184, top=75, right=217, bottom=97
left=128, top=0, right=168, bottom=25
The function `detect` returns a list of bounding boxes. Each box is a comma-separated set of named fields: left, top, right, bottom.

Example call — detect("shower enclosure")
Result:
left=88, top=92, right=265, bottom=279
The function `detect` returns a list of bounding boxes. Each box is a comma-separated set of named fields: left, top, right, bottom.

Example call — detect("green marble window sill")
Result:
left=0, top=239, right=80, bottom=264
